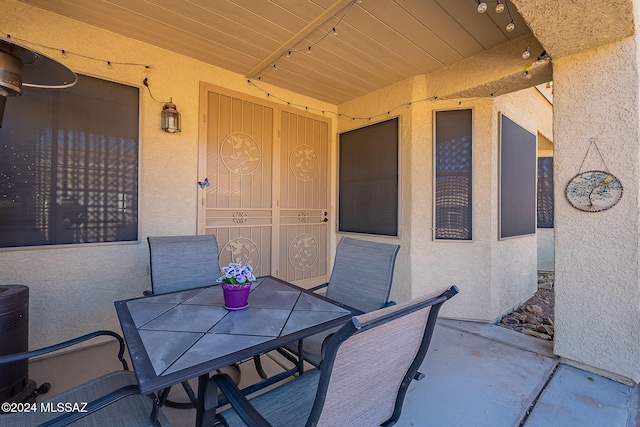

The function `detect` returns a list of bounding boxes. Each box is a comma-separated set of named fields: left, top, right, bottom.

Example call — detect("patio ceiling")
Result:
left=19, top=0, right=532, bottom=104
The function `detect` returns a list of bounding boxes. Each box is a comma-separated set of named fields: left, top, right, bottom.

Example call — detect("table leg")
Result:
left=195, top=374, right=209, bottom=427
left=297, top=340, right=305, bottom=375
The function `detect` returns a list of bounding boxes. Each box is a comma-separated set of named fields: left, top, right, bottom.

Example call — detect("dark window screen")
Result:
left=0, top=74, right=139, bottom=248
left=434, top=109, right=472, bottom=240
left=537, top=157, right=554, bottom=228
left=338, top=118, right=398, bottom=236
left=499, top=114, right=536, bottom=239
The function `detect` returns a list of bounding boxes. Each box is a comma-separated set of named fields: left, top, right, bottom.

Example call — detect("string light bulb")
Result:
left=506, top=21, right=516, bottom=32
left=522, top=47, right=530, bottom=59
left=307, top=46, right=312, bottom=54
left=477, top=1, right=487, bottom=13
left=496, top=0, right=505, bottom=13
left=286, top=51, right=291, bottom=58
left=332, top=27, right=337, bottom=36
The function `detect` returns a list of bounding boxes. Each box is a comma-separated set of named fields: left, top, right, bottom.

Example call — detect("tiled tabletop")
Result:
left=115, top=276, right=355, bottom=395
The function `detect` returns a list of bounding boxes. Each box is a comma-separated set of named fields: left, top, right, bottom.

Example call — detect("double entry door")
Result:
left=198, top=83, right=330, bottom=288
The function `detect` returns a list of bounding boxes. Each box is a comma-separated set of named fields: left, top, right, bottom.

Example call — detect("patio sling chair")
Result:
left=0, top=330, right=169, bottom=427
left=202, top=285, right=459, bottom=427
left=147, top=235, right=221, bottom=296
left=146, top=234, right=240, bottom=409
left=255, top=236, right=399, bottom=377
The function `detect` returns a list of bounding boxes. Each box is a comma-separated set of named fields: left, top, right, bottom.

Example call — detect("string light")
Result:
left=472, top=2, right=537, bottom=64
left=245, top=79, right=502, bottom=121
left=0, top=32, right=151, bottom=69
left=255, top=0, right=360, bottom=80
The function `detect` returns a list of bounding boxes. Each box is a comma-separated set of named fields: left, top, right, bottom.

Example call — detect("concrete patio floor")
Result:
left=396, top=319, right=639, bottom=427
left=20, top=318, right=640, bottom=426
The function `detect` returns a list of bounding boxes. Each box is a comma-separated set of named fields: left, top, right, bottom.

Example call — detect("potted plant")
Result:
left=217, top=262, right=256, bottom=310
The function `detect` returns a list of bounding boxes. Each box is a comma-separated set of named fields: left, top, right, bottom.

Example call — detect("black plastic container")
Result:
left=0, top=285, right=29, bottom=401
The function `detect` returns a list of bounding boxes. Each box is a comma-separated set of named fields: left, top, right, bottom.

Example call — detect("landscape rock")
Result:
left=498, top=272, right=555, bottom=341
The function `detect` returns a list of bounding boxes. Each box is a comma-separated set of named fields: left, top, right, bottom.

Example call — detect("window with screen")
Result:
left=434, top=109, right=472, bottom=240
left=338, top=118, right=399, bottom=236
left=499, top=113, right=537, bottom=239
left=537, top=157, right=554, bottom=228
left=0, top=74, right=139, bottom=249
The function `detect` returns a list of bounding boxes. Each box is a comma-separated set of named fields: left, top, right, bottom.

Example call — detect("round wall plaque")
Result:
left=565, top=170, right=623, bottom=212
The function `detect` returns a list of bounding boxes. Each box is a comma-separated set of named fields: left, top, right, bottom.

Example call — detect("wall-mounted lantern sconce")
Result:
left=161, top=100, right=180, bottom=133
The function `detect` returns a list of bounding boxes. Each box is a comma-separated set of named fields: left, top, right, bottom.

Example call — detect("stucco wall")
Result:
left=553, top=37, right=640, bottom=383
left=337, top=77, right=552, bottom=322
left=537, top=229, right=555, bottom=271
left=0, top=0, right=336, bottom=348
left=336, top=77, right=416, bottom=304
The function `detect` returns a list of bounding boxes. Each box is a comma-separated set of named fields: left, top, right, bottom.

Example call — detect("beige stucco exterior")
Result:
left=0, top=0, right=336, bottom=348
left=553, top=37, right=640, bottom=382
left=3, top=0, right=640, bottom=385
left=337, top=78, right=552, bottom=322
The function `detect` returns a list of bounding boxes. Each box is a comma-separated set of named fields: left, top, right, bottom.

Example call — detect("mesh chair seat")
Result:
left=2, top=371, right=169, bottom=427
left=218, top=370, right=320, bottom=427
left=210, top=286, right=459, bottom=427
left=0, top=331, right=168, bottom=427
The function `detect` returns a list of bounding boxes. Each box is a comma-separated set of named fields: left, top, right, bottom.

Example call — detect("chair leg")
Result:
left=253, top=355, right=268, bottom=379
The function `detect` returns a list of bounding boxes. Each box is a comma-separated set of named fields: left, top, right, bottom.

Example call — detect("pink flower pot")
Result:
left=221, top=282, right=252, bottom=310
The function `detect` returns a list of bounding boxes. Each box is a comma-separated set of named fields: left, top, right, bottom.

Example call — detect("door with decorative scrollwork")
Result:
left=278, top=109, right=330, bottom=286
left=198, top=85, right=329, bottom=287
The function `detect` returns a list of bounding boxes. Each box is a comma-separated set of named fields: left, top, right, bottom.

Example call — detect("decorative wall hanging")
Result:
left=565, top=138, right=623, bottom=212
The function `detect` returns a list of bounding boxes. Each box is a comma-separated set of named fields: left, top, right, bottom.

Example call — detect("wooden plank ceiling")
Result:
left=19, top=0, right=532, bottom=104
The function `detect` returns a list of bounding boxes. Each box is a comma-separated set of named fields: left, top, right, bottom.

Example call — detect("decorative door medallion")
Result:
left=199, top=84, right=330, bottom=287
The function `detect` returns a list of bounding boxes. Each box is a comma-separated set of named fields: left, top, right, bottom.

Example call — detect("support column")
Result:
left=553, top=36, right=640, bottom=383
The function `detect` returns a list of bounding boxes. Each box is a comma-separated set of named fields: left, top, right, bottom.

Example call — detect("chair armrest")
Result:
left=39, top=384, right=160, bottom=427
left=382, top=300, right=396, bottom=308
left=204, top=373, right=272, bottom=427
left=0, top=330, right=128, bottom=371
left=308, top=282, right=328, bottom=292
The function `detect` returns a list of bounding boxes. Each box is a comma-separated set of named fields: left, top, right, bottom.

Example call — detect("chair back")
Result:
left=308, top=286, right=459, bottom=427
left=148, top=235, right=220, bottom=295
left=325, top=237, right=400, bottom=312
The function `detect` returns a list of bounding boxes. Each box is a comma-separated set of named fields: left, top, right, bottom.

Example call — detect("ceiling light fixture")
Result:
left=522, top=47, right=530, bottom=59
left=506, top=21, right=516, bottom=32
left=496, top=0, right=505, bottom=13
left=0, top=36, right=76, bottom=127
left=477, top=1, right=488, bottom=13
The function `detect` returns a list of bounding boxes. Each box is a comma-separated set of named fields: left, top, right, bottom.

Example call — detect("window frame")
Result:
left=432, top=108, right=474, bottom=242
left=0, top=73, right=142, bottom=251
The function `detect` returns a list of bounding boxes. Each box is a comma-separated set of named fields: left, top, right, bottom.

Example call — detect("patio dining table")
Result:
left=114, top=275, right=359, bottom=426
